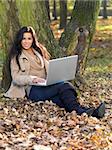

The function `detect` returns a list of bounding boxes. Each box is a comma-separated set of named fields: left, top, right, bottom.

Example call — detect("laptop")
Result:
left=33, top=55, right=78, bottom=86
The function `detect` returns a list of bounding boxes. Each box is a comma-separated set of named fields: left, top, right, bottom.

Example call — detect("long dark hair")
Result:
left=9, top=26, right=42, bottom=69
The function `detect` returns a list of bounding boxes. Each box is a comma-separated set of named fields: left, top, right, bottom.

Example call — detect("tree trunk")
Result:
left=1, top=0, right=20, bottom=91
left=52, top=0, right=57, bottom=20
left=102, top=0, right=108, bottom=19
left=59, top=0, right=101, bottom=86
left=34, top=0, right=63, bottom=58
left=59, top=0, right=67, bottom=29
left=45, top=0, right=51, bottom=21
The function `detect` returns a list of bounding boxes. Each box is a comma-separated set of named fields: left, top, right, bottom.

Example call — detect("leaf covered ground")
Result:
left=0, top=18, right=112, bottom=150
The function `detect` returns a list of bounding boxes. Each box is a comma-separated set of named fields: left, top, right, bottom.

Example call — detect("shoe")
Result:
left=92, top=102, right=105, bottom=119
left=84, top=107, right=95, bottom=116
left=77, top=107, right=95, bottom=116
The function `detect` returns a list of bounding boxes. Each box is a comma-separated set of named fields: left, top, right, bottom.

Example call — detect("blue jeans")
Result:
left=28, top=82, right=79, bottom=112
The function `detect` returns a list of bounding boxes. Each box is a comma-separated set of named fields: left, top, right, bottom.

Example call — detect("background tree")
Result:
left=52, top=0, right=57, bottom=20
left=59, top=0, right=67, bottom=29
left=0, top=0, right=20, bottom=91
left=45, top=0, right=51, bottom=21
left=102, top=0, right=108, bottom=19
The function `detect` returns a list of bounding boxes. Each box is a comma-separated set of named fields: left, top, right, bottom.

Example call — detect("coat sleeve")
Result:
left=10, top=58, right=37, bottom=86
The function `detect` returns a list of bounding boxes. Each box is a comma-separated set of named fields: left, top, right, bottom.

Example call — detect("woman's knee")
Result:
left=58, top=81, right=77, bottom=97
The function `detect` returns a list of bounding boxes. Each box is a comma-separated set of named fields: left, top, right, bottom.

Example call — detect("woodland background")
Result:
left=0, top=0, right=112, bottom=150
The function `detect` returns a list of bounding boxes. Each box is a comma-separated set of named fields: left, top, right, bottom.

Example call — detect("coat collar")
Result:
left=19, top=49, right=44, bottom=69
left=19, top=50, right=28, bottom=60
left=19, top=49, right=38, bottom=59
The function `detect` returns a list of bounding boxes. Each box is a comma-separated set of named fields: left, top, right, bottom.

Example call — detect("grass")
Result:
left=85, top=18, right=112, bottom=74
left=86, top=48, right=112, bottom=73
left=98, top=25, right=112, bottom=31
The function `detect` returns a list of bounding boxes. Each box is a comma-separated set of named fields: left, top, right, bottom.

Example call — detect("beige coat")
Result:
left=4, top=50, right=48, bottom=98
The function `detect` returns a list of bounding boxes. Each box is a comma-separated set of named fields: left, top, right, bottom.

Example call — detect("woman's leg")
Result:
left=28, top=82, right=78, bottom=109
left=28, top=82, right=105, bottom=117
left=57, top=82, right=94, bottom=115
left=56, top=82, right=105, bottom=117
left=28, top=82, right=94, bottom=115
left=28, top=82, right=65, bottom=102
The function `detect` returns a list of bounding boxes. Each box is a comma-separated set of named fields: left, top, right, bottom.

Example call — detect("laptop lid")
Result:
left=46, top=55, right=78, bottom=86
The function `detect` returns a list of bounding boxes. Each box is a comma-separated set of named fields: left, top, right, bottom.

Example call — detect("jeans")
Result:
left=28, top=82, right=80, bottom=112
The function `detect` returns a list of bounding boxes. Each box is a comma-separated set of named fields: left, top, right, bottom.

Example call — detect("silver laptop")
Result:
left=35, top=55, right=78, bottom=86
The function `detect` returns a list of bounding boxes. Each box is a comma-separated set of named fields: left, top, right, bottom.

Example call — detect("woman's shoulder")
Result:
left=10, top=52, right=28, bottom=65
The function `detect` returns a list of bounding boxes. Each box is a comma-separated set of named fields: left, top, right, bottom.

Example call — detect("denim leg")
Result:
left=28, top=82, right=94, bottom=115
left=57, top=82, right=91, bottom=113
left=57, top=82, right=94, bottom=115
left=51, top=95, right=65, bottom=108
left=28, top=82, right=87, bottom=114
left=28, top=82, right=65, bottom=102
left=60, top=89, right=80, bottom=112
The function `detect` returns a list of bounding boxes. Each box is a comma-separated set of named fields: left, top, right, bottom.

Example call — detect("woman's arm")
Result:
left=10, top=58, right=44, bottom=86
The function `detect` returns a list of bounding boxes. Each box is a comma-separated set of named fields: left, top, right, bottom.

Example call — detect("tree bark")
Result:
left=59, top=0, right=101, bottom=86
left=34, top=0, right=63, bottom=58
left=102, top=0, right=108, bottom=19
left=52, top=0, right=57, bottom=20
left=59, top=0, right=67, bottom=29
left=1, top=0, right=21, bottom=91
left=45, top=0, right=51, bottom=21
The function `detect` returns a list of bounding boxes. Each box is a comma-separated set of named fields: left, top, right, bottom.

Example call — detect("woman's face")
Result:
left=21, top=32, right=33, bottom=50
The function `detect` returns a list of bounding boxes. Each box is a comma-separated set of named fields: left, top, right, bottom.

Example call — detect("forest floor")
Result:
left=0, top=18, right=112, bottom=150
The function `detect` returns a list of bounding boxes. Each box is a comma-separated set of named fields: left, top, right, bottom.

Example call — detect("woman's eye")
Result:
left=22, top=37, right=32, bottom=40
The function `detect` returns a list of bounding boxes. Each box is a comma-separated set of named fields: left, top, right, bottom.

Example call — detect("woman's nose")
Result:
left=24, top=39, right=29, bottom=43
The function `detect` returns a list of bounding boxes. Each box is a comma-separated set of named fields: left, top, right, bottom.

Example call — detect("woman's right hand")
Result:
left=32, top=77, right=46, bottom=84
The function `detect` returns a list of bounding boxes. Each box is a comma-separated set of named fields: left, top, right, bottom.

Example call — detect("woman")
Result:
left=4, top=26, right=105, bottom=118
